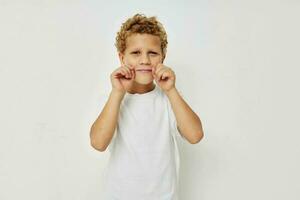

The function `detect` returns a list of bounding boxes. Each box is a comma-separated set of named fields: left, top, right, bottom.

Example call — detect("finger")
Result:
left=117, top=68, right=128, bottom=78
left=155, top=63, right=163, bottom=75
left=131, top=68, right=135, bottom=79
left=121, top=67, right=131, bottom=78
left=114, top=67, right=125, bottom=75
left=126, top=68, right=135, bottom=80
left=155, top=67, right=165, bottom=79
left=130, top=66, right=136, bottom=79
left=157, top=68, right=169, bottom=80
left=123, top=64, right=134, bottom=75
left=114, top=72, right=125, bottom=79
left=124, top=65, right=135, bottom=78
left=125, top=65, right=135, bottom=78
left=162, top=70, right=172, bottom=80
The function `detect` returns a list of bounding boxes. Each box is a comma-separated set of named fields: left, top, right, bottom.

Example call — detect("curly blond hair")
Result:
left=115, top=13, right=168, bottom=62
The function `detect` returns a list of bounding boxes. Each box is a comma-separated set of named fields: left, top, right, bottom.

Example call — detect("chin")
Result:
left=134, top=77, right=154, bottom=85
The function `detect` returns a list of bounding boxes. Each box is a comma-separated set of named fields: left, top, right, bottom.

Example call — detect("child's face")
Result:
left=118, top=33, right=163, bottom=85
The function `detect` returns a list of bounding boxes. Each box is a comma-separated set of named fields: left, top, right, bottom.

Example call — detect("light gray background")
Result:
left=0, top=0, right=299, bottom=199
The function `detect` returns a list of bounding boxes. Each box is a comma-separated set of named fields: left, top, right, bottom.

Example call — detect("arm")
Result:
left=90, top=89, right=125, bottom=152
left=166, top=87, right=204, bottom=144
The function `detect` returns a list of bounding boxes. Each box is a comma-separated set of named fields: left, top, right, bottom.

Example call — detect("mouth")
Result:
left=136, top=69, right=152, bottom=73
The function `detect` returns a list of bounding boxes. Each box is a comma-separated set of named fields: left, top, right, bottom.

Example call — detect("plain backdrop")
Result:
left=0, top=0, right=299, bottom=199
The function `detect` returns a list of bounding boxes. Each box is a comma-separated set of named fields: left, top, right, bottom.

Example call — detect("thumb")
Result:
left=130, top=68, right=136, bottom=80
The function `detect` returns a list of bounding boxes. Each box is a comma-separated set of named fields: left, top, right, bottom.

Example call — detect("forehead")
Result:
left=125, top=33, right=161, bottom=50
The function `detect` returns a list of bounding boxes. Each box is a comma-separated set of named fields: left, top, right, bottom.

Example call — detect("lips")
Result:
left=136, top=68, right=152, bottom=72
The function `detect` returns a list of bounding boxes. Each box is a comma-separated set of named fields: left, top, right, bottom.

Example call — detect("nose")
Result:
left=140, top=54, right=151, bottom=65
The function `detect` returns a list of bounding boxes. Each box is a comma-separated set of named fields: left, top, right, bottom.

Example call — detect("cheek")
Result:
left=127, top=57, right=137, bottom=64
left=124, top=59, right=137, bottom=68
left=152, top=61, right=161, bottom=68
left=155, top=57, right=163, bottom=64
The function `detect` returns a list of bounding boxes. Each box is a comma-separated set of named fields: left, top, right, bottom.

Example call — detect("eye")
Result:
left=131, top=51, right=140, bottom=54
left=149, top=51, right=158, bottom=55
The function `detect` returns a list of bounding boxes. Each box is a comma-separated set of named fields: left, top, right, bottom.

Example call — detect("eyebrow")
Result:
left=130, top=49, right=159, bottom=53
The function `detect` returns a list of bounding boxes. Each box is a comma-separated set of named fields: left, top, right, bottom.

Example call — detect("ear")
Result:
left=118, top=52, right=125, bottom=65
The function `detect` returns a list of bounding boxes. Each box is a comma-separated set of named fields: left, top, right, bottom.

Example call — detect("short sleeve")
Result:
left=166, top=97, right=187, bottom=141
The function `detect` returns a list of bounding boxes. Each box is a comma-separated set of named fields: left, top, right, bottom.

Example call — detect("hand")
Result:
left=152, top=63, right=176, bottom=92
left=110, top=64, right=135, bottom=95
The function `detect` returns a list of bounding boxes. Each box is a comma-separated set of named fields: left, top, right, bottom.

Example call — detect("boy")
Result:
left=90, top=13, right=204, bottom=200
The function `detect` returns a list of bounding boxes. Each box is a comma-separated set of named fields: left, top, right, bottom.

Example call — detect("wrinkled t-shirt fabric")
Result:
left=101, top=84, right=186, bottom=200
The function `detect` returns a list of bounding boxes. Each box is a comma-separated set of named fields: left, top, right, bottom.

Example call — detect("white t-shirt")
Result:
left=102, top=84, right=186, bottom=200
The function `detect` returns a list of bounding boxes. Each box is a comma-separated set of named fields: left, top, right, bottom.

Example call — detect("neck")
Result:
left=127, top=82, right=155, bottom=94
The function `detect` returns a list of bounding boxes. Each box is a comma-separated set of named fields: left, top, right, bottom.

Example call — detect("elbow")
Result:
left=189, top=116, right=204, bottom=144
left=189, top=131, right=204, bottom=144
left=90, top=127, right=107, bottom=152
left=90, top=139, right=107, bottom=152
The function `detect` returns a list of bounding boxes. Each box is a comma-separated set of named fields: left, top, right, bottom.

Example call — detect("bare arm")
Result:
left=166, top=87, right=204, bottom=144
left=90, top=63, right=135, bottom=152
left=90, top=89, right=125, bottom=152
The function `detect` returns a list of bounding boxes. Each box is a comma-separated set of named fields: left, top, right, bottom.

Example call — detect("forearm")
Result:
left=166, top=87, right=204, bottom=144
left=90, top=89, right=124, bottom=151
